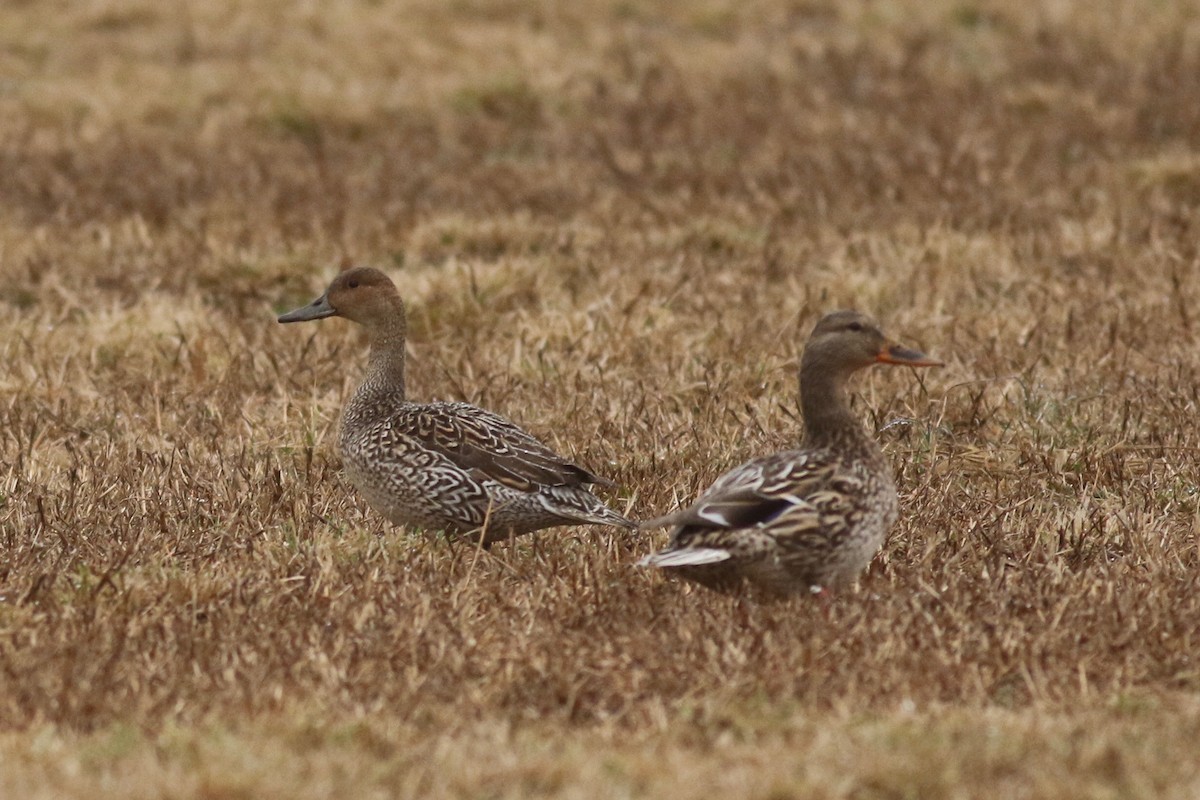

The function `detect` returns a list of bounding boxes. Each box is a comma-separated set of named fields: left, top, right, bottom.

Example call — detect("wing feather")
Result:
left=646, top=449, right=839, bottom=535
left=404, top=401, right=608, bottom=492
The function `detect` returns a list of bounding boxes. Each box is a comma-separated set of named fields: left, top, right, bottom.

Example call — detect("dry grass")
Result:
left=2, top=0, right=1200, bottom=796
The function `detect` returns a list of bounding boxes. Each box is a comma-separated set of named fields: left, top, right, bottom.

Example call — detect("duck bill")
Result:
left=278, top=294, right=336, bottom=323
left=876, top=342, right=943, bottom=367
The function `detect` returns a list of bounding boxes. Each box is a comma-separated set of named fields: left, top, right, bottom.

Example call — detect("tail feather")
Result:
left=577, top=504, right=637, bottom=530
left=638, top=547, right=732, bottom=569
left=541, top=487, right=636, bottom=529
left=637, top=509, right=689, bottom=530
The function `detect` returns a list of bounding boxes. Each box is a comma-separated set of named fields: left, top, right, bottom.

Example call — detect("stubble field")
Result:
left=1, top=1, right=1199, bottom=797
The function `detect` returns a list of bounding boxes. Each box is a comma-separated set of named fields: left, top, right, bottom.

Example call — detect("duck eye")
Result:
left=847, top=321, right=864, bottom=332
left=347, top=280, right=360, bottom=289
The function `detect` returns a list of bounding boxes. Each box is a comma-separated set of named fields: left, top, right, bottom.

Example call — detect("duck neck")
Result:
left=361, top=311, right=407, bottom=399
left=798, top=361, right=868, bottom=450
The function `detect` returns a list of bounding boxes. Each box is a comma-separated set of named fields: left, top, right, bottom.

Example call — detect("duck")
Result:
left=278, top=266, right=634, bottom=545
left=639, top=310, right=942, bottom=596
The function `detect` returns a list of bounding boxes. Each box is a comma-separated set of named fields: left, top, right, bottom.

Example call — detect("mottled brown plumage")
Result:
left=279, top=267, right=632, bottom=544
left=639, top=310, right=942, bottom=596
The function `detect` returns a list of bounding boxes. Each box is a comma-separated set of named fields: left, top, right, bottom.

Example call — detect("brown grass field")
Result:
left=2, top=0, right=1200, bottom=796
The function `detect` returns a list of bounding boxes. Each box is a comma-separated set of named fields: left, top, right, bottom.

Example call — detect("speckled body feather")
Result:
left=640, top=310, right=940, bottom=596
left=279, top=267, right=632, bottom=544
left=644, top=429, right=897, bottom=595
left=340, top=395, right=631, bottom=544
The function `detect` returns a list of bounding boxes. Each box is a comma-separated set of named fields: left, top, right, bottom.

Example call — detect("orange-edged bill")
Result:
left=876, top=342, right=943, bottom=367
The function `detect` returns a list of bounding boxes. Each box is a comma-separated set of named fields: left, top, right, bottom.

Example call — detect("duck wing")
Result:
left=639, top=448, right=860, bottom=574
left=645, top=449, right=840, bottom=533
left=405, top=401, right=610, bottom=493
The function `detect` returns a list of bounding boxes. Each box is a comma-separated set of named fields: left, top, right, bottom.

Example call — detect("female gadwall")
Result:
left=640, top=310, right=941, bottom=595
left=279, top=267, right=633, bottom=545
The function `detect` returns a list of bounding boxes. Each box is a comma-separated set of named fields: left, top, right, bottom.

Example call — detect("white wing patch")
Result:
left=697, top=507, right=735, bottom=526
left=638, top=548, right=732, bottom=568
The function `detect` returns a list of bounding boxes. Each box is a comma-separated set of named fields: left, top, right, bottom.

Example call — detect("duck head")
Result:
left=278, top=267, right=402, bottom=327
left=802, top=310, right=943, bottom=376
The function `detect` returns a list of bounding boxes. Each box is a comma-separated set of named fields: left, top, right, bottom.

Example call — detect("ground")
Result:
left=1, top=0, right=1199, bottom=797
